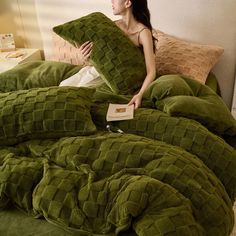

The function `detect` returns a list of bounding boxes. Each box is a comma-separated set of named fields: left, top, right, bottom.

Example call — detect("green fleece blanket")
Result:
left=142, top=74, right=236, bottom=135
left=0, top=132, right=234, bottom=236
left=0, top=62, right=235, bottom=236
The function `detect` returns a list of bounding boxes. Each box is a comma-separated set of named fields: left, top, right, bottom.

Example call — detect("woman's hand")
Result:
left=128, top=92, right=143, bottom=109
left=77, top=41, right=93, bottom=65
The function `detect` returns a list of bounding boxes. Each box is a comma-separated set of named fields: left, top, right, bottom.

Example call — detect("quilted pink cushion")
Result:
left=153, top=30, right=224, bottom=84
left=51, top=32, right=83, bottom=65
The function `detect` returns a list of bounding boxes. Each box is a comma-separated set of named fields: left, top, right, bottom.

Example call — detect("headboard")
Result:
left=35, top=0, right=236, bottom=108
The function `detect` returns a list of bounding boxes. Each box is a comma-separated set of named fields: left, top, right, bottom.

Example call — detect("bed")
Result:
left=0, top=2, right=236, bottom=236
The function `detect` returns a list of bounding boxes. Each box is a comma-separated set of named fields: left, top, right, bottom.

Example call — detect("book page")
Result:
left=106, top=103, right=134, bottom=121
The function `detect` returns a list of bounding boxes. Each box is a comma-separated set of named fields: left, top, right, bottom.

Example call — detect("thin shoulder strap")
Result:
left=137, top=27, right=148, bottom=46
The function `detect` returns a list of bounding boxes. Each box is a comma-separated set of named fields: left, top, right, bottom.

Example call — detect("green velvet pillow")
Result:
left=0, top=61, right=82, bottom=92
left=53, top=12, right=146, bottom=95
left=145, top=75, right=236, bottom=135
left=156, top=95, right=236, bottom=135
left=0, top=86, right=96, bottom=145
left=205, top=72, right=221, bottom=95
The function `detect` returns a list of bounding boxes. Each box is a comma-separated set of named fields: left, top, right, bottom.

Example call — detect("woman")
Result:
left=79, top=0, right=156, bottom=109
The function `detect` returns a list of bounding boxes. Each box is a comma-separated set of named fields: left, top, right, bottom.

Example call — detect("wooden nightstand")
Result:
left=0, top=48, right=42, bottom=73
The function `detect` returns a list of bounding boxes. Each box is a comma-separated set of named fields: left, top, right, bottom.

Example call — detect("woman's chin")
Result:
left=112, top=10, right=120, bottom=15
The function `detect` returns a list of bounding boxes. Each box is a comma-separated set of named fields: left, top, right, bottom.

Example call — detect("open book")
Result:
left=106, top=103, right=134, bottom=121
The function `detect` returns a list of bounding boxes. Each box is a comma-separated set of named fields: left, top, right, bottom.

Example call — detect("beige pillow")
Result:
left=153, top=30, right=224, bottom=84
left=51, top=32, right=83, bottom=65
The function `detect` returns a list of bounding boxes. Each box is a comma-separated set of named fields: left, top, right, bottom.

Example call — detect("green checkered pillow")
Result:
left=53, top=12, right=146, bottom=95
left=0, top=61, right=81, bottom=92
left=0, top=86, right=96, bottom=145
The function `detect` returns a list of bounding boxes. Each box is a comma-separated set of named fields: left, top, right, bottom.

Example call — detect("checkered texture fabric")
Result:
left=0, top=156, right=43, bottom=212
left=91, top=104, right=236, bottom=201
left=33, top=161, right=91, bottom=229
left=143, top=74, right=236, bottom=136
left=53, top=12, right=146, bottom=95
left=0, top=86, right=96, bottom=145
left=0, top=132, right=231, bottom=235
left=51, top=32, right=84, bottom=65
left=0, top=75, right=234, bottom=235
left=0, top=61, right=81, bottom=93
left=152, top=29, right=224, bottom=84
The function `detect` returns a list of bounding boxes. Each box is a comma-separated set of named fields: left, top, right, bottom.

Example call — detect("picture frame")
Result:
left=0, top=33, right=16, bottom=52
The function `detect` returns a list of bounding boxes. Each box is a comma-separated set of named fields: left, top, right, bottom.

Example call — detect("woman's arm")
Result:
left=128, top=29, right=156, bottom=109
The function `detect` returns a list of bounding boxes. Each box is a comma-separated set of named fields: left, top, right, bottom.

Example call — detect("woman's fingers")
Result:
left=81, top=41, right=90, bottom=47
left=82, top=46, right=93, bottom=57
left=77, top=41, right=93, bottom=64
left=128, top=94, right=142, bottom=109
left=80, top=41, right=93, bottom=57
left=85, top=49, right=92, bottom=59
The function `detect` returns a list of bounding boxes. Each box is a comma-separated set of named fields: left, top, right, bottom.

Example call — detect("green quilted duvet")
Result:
left=0, top=63, right=236, bottom=236
left=0, top=132, right=234, bottom=236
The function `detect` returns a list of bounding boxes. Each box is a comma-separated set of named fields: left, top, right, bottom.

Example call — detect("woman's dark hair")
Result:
left=130, top=0, right=156, bottom=51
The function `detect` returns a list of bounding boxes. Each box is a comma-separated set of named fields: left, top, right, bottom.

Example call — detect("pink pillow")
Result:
left=153, top=30, right=224, bottom=84
left=51, top=32, right=83, bottom=65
